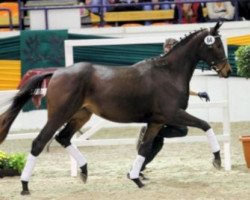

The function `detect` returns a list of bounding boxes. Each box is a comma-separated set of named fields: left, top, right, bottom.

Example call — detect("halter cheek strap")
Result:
left=204, top=35, right=227, bottom=72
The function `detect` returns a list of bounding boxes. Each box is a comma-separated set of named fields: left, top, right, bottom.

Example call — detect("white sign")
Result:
left=204, top=35, right=215, bottom=45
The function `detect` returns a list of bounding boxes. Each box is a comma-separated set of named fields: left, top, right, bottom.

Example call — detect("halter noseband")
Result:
left=210, top=58, right=228, bottom=73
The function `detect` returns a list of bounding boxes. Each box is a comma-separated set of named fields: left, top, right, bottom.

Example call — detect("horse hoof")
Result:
left=80, top=164, right=88, bottom=183
left=20, top=190, right=30, bottom=195
left=127, top=173, right=145, bottom=188
left=213, top=158, right=221, bottom=170
left=139, top=173, right=149, bottom=181
left=131, top=178, right=145, bottom=188
left=80, top=172, right=88, bottom=183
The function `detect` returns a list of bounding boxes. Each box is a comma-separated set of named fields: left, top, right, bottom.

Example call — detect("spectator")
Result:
left=140, top=0, right=173, bottom=25
left=206, top=1, right=235, bottom=22
left=78, top=0, right=89, bottom=17
left=112, top=0, right=141, bottom=12
left=107, top=0, right=142, bottom=26
left=237, top=0, right=250, bottom=20
left=173, top=0, right=205, bottom=24
left=87, top=0, right=142, bottom=15
left=86, top=0, right=115, bottom=15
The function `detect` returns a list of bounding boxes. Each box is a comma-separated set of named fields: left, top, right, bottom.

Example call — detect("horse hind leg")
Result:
left=128, top=123, right=163, bottom=188
left=54, top=108, right=92, bottom=183
left=20, top=117, right=70, bottom=195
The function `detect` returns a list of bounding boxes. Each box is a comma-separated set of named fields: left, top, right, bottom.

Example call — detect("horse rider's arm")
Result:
left=190, top=90, right=210, bottom=102
left=189, top=90, right=198, bottom=96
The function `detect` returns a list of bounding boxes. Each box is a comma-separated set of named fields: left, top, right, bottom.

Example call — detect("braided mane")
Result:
left=169, top=28, right=207, bottom=54
left=150, top=28, right=208, bottom=65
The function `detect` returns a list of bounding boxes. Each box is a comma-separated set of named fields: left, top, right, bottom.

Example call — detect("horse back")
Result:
left=47, top=62, right=188, bottom=124
left=85, top=62, right=184, bottom=123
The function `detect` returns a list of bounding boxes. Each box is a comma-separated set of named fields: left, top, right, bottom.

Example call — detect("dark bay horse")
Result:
left=0, top=22, right=231, bottom=194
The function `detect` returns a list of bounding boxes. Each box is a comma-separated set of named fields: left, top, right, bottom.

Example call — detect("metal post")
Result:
left=17, top=0, right=23, bottom=30
left=0, top=8, right=13, bottom=30
left=7, top=9, right=13, bottom=30
left=100, top=0, right=105, bottom=27
left=45, top=8, right=49, bottom=30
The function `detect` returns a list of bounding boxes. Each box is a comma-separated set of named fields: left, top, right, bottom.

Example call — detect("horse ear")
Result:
left=211, top=21, right=223, bottom=35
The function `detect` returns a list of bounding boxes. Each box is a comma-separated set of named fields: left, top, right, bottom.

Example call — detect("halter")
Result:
left=204, top=34, right=227, bottom=73
left=210, top=58, right=228, bottom=73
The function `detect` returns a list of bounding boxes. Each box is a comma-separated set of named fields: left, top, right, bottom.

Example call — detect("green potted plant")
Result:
left=0, top=151, right=26, bottom=177
left=236, top=45, right=250, bottom=78
left=236, top=45, right=250, bottom=168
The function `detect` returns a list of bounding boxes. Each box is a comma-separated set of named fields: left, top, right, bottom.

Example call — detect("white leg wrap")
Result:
left=21, top=153, right=37, bottom=182
left=66, top=144, right=87, bottom=167
left=206, top=128, right=220, bottom=153
left=129, top=155, right=145, bottom=179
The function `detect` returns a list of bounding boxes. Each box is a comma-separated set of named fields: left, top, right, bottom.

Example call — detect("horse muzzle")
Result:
left=214, top=62, right=232, bottom=78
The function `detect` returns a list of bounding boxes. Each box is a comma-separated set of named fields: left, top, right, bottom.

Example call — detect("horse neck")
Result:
left=166, top=50, right=198, bottom=83
left=167, top=36, right=202, bottom=84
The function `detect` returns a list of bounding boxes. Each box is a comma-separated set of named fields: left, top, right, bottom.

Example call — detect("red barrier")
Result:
left=18, top=68, right=58, bottom=108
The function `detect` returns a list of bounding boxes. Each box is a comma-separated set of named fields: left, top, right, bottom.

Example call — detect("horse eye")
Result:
left=217, top=43, right=221, bottom=48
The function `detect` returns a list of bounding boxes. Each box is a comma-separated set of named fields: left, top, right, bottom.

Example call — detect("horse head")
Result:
left=199, top=21, right=232, bottom=78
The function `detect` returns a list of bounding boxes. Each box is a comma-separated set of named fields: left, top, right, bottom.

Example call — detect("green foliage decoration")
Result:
left=0, top=151, right=26, bottom=173
left=236, top=45, right=250, bottom=78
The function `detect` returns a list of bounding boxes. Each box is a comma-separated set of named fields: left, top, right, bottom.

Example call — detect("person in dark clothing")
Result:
left=238, top=0, right=250, bottom=20
left=139, top=0, right=173, bottom=25
left=173, top=1, right=205, bottom=24
left=111, top=0, right=141, bottom=11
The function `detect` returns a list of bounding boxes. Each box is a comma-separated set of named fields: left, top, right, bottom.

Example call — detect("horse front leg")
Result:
left=172, top=109, right=221, bottom=169
left=128, top=123, right=163, bottom=188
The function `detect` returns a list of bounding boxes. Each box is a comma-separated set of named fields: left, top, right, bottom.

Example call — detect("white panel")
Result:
left=29, top=9, right=81, bottom=30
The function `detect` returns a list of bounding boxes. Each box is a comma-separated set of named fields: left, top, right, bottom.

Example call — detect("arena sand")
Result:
left=0, top=122, right=250, bottom=200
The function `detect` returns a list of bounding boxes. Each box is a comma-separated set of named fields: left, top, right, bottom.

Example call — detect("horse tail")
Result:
left=0, top=72, right=54, bottom=144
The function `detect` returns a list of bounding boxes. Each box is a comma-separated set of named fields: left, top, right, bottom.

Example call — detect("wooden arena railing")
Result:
left=90, top=8, right=207, bottom=24
left=90, top=9, right=174, bottom=23
left=0, top=60, right=21, bottom=90
left=228, top=35, right=250, bottom=45
left=17, top=0, right=241, bottom=30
